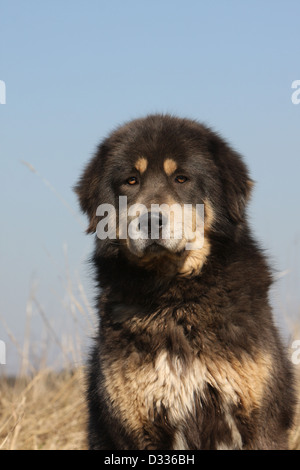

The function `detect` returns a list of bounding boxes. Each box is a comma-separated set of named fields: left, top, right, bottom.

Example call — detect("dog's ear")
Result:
left=208, top=132, right=253, bottom=224
left=74, top=144, right=107, bottom=234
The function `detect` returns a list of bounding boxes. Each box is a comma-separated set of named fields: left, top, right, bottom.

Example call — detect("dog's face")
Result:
left=75, top=115, right=252, bottom=276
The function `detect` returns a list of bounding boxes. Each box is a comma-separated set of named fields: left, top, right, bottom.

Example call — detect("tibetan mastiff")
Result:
left=75, top=114, right=296, bottom=450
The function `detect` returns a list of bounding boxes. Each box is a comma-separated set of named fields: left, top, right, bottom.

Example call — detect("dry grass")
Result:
left=0, top=365, right=299, bottom=450
left=0, top=368, right=87, bottom=450
left=0, top=244, right=92, bottom=450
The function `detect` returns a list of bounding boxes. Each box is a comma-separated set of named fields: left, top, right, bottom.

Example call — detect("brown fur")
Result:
left=163, top=158, right=178, bottom=176
left=135, top=157, right=148, bottom=174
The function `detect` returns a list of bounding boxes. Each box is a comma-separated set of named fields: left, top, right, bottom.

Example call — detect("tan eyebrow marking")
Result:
left=135, top=157, right=148, bottom=174
left=164, top=158, right=178, bottom=176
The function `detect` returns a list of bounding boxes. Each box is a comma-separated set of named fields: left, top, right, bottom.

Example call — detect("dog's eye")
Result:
left=126, top=176, right=138, bottom=185
left=175, top=175, right=188, bottom=184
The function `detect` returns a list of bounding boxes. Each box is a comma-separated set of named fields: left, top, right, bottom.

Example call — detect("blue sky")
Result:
left=1, top=0, right=300, bottom=372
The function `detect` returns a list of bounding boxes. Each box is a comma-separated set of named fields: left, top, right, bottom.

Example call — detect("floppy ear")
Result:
left=74, top=144, right=107, bottom=233
left=208, top=132, right=254, bottom=224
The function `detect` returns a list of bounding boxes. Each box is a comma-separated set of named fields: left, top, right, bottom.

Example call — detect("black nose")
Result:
left=138, top=211, right=166, bottom=237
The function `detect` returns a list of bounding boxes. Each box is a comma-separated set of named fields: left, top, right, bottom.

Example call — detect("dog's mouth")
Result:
left=144, top=241, right=166, bottom=254
left=110, top=203, right=207, bottom=275
left=116, top=205, right=210, bottom=277
left=143, top=240, right=186, bottom=256
left=126, top=233, right=187, bottom=258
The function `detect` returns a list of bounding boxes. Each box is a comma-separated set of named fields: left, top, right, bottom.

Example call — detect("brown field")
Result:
left=0, top=368, right=87, bottom=450
left=0, top=264, right=90, bottom=451
left=0, top=364, right=299, bottom=450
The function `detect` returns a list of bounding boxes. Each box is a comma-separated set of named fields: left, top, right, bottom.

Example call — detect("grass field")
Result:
left=0, top=368, right=87, bottom=450
left=0, top=262, right=91, bottom=450
left=0, top=364, right=299, bottom=450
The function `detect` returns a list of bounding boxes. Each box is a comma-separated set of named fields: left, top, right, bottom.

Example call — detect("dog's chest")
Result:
left=102, top=343, right=250, bottom=450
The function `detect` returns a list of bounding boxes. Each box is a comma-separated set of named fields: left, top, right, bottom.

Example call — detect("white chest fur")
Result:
left=102, top=347, right=272, bottom=449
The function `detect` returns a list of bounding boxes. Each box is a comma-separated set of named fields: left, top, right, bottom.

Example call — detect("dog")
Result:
left=75, top=114, right=296, bottom=450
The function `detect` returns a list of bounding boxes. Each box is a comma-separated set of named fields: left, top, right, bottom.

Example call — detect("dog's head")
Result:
left=75, top=115, right=252, bottom=276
